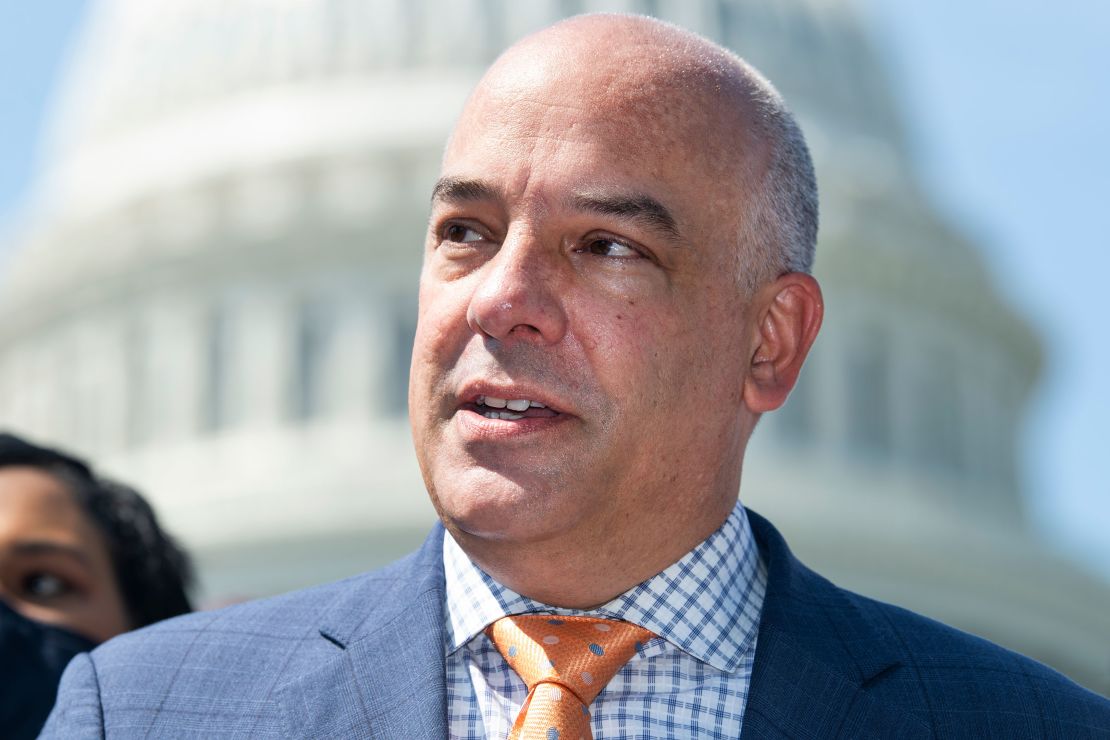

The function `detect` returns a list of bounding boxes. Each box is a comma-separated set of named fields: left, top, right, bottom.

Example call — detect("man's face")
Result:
left=409, top=56, right=762, bottom=552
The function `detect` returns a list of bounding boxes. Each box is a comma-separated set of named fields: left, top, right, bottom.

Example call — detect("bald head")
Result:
left=449, top=13, right=818, bottom=290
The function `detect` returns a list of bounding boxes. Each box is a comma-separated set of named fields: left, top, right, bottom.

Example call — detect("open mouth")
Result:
left=463, top=395, right=561, bottom=420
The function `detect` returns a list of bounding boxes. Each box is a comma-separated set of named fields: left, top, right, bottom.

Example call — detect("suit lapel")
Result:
left=741, top=627, right=928, bottom=739
left=272, top=511, right=931, bottom=738
left=741, top=510, right=930, bottom=739
left=275, top=526, right=449, bottom=739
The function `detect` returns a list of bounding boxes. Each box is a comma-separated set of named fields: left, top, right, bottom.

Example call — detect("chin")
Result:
left=432, top=468, right=580, bottom=544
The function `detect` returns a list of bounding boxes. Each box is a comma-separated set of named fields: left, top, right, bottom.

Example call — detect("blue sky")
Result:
left=0, top=2, right=88, bottom=231
left=1, top=2, right=1107, bottom=578
left=864, top=0, right=1110, bottom=578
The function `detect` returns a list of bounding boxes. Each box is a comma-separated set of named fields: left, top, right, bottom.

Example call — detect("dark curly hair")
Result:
left=0, top=432, right=194, bottom=629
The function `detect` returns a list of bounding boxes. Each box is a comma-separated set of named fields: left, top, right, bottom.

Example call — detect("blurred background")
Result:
left=0, top=0, right=1107, bottom=693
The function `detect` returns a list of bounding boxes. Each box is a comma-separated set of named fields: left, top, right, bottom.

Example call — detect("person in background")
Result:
left=0, top=431, right=194, bottom=740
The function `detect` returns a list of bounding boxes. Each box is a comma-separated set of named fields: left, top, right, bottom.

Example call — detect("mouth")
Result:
left=450, top=387, right=574, bottom=469
left=452, top=383, right=571, bottom=440
left=462, top=394, right=561, bottom=421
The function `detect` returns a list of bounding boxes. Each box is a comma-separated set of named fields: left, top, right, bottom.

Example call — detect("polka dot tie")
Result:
left=485, top=615, right=656, bottom=740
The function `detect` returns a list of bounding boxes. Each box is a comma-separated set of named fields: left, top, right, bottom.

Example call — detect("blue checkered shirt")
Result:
left=443, top=501, right=767, bottom=739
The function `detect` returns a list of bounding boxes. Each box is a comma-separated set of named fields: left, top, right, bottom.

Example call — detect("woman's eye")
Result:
left=584, top=238, right=640, bottom=258
left=443, top=224, right=484, bottom=243
left=23, top=572, right=71, bottom=599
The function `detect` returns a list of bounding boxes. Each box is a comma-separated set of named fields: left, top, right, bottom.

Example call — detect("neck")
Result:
left=451, top=493, right=738, bottom=609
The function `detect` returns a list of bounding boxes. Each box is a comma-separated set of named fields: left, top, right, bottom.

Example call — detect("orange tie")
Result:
left=485, top=615, right=655, bottom=740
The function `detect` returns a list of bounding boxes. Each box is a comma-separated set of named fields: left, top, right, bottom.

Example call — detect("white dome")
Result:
left=3, top=0, right=1098, bottom=692
left=0, top=0, right=1039, bottom=527
left=34, top=0, right=910, bottom=222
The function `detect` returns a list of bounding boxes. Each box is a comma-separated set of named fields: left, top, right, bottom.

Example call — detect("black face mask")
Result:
left=0, top=598, right=98, bottom=740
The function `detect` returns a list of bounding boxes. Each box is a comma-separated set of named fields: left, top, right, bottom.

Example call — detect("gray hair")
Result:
left=732, top=58, right=819, bottom=293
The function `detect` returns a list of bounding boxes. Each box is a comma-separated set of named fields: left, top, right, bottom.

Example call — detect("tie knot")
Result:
left=486, top=615, right=655, bottom=706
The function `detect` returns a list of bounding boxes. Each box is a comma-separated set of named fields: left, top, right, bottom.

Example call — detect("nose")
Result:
left=466, top=229, right=567, bottom=345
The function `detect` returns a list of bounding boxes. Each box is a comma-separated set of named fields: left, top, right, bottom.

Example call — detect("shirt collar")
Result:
left=443, top=501, right=766, bottom=674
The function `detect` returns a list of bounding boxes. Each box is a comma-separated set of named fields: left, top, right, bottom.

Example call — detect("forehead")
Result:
left=442, top=54, right=760, bottom=223
left=442, top=127, right=684, bottom=228
left=0, top=467, right=92, bottom=540
left=458, top=70, right=698, bottom=157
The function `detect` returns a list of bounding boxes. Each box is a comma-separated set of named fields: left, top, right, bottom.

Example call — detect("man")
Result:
left=44, top=14, right=1109, bottom=739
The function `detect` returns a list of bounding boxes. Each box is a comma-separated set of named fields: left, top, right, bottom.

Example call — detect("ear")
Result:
left=742, top=273, right=823, bottom=414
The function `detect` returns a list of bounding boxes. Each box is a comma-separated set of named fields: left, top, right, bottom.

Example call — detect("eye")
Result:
left=442, top=223, right=485, bottom=244
left=22, top=572, right=72, bottom=599
left=581, top=237, right=641, bottom=259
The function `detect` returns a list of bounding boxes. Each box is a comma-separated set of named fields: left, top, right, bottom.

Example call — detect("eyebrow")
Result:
left=430, top=176, right=500, bottom=204
left=12, top=540, right=91, bottom=565
left=568, top=191, right=682, bottom=241
left=429, top=177, right=683, bottom=242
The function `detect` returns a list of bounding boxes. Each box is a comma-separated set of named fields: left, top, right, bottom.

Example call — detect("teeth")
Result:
left=482, top=410, right=524, bottom=420
left=474, top=395, right=550, bottom=414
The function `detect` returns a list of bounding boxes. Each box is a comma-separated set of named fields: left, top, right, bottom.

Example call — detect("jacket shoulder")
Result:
left=43, top=537, right=443, bottom=738
left=745, top=508, right=1109, bottom=737
left=94, top=544, right=430, bottom=667
left=844, top=586, right=1110, bottom=735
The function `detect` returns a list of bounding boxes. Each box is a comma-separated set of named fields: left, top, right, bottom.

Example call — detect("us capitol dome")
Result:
left=1, top=0, right=1106, bottom=691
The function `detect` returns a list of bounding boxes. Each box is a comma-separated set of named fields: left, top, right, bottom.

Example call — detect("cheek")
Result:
left=13, top=580, right=128, bottom=643
left=411, top=290, right=467, bottom=376
left=408, top=332, right=449, bottom=438
left=577, top=302, right=684, bottom=397
left=587, top=296, right=739, bottom=411
left=409, top=287, right=475, bottom=446
left=67, top=593, right=125, bottom=642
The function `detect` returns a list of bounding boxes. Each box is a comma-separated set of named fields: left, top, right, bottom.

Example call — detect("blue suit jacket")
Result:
left=42, top=510, right=1109, bottom=738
